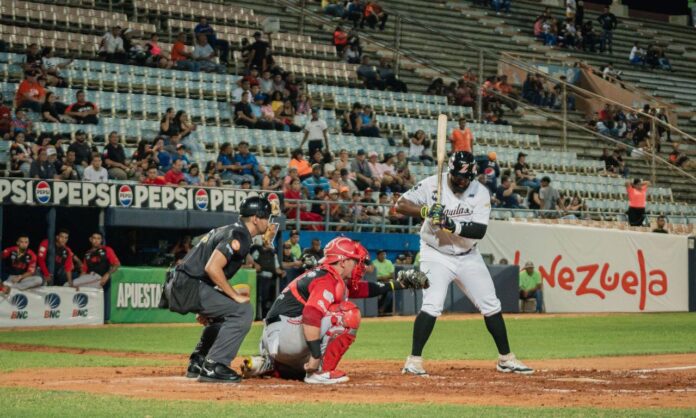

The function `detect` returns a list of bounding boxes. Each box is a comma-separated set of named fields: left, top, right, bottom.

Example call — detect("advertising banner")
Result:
left=0, top=178, right=282, bottom=213
left=478, top=221, right=689, bottom=313
left=110, top=267, right=257, bottom=323
left=0, top=287, right=104, bottom=327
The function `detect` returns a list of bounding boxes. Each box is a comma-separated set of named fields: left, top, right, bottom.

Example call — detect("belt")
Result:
left=426, top=243, right=476, bottom=257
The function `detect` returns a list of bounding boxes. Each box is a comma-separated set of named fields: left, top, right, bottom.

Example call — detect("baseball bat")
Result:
left=435, top=114, right=448, bottom=204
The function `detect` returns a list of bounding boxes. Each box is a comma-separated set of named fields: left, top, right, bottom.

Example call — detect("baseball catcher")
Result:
left=241, top=236, right=428, bottom=384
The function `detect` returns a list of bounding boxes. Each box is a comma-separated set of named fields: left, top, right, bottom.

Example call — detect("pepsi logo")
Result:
left=35, top=181, right=51, bottom=204
left=44, top=293, right=61, bottom=309
left=10, top=294, right=28, bottom=310
left=73, top=293, right=89, bottom=308
left=195, top=189, right=208, bottom=210
left=118, top=185, right=133, bottom=207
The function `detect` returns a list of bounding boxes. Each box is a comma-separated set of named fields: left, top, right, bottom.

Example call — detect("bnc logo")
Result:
left=195, top=189, right=209, bottom=210
left=119, top=185, right=133, bottom=207
left=10, top=294, right=28, bottom=319
left=11, top=294, right=28, bottom=310
left=44, top=293, right=61, bottom=319
left=72, top=293, right=89, bottom=318
left=35, top=181, right=52, bottom=204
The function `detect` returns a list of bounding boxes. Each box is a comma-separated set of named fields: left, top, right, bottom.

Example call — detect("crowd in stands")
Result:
left=587, top=103, right=671, bottom=153
left=324, top=1, right=389, bottom=31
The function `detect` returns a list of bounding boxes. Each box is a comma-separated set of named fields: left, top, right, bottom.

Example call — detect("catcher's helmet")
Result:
left=239, top=196, right=272, bottom=218
left=319, top=237, right=369, bottom=265
left=448, top=151, right=477, bottom=181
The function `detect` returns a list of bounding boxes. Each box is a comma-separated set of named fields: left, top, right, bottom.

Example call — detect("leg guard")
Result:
left=320, top=301, right=361, bottom=372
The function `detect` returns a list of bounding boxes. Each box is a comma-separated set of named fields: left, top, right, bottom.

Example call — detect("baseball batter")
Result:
left=241, top=237, right=428, bottom=384
left=396, top=151, right=533, bottom=376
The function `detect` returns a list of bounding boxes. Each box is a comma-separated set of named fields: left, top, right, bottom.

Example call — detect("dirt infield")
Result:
left=1, top=344, right=695, bottom=409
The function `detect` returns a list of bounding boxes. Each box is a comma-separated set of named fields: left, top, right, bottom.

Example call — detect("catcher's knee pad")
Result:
left=326, top=300, right=361, bottom=330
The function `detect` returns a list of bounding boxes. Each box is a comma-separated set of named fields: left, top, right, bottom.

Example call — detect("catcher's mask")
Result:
left=320, top=237, right=369, bottom=291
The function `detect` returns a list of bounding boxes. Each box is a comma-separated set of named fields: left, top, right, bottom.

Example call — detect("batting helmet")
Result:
left=448, top=151, right=477, bottom=181
left=239, top=196, right=272, bottom=218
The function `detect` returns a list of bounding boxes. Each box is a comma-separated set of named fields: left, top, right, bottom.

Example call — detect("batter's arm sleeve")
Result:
left=453, top=222, right=488, bottom=239
left=37, top=241, right=49, bottom=277
left=302, top=277, right=336, bottom=327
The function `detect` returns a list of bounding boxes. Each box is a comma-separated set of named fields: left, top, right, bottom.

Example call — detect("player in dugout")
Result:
left=240, top=237, right=429, bottom=384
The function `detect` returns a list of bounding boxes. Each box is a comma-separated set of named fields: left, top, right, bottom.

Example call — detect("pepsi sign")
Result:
left=35, top=181, right=51, bottom=204
left=118, top=185, right=133, bottom=207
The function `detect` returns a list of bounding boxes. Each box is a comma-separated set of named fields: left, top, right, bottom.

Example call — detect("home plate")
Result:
left=551, top=377, right=609, bottom=383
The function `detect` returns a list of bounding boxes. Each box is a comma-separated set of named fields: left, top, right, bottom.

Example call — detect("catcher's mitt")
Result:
left=396, top=269, right=430, bottom=289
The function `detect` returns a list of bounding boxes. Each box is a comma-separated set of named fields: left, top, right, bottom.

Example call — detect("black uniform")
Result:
left=174, top=222, right=254, bottom=367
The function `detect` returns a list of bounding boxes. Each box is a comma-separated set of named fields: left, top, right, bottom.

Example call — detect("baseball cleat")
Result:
left=197, top=359, right=242, bottom=383
left=304, top=370, right=350, bottom=384
left=186, top=353, right=205, bottom=378
left=241, top=355, right=275, bottom=378
left=497, top=353, right=534, bottom=375
left=402, top=355, right=428, bottom=376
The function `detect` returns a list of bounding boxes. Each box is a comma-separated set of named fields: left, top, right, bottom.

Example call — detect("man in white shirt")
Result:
left=193, top=33, right=225, bottom=74
left=99, top=27, right=126, bottom=62
left=82, top=154, right=109, bottom=182
left=232, top=79, right=251, bottom=104
left=300, top=109, right=329, bottom=155
left=629, top=42, right=645, bottom=66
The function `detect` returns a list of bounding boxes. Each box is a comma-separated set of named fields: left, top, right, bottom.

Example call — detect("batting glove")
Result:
left=427, top=203, right=445, bottom=225
left=439, top=212, right=456, bottom=234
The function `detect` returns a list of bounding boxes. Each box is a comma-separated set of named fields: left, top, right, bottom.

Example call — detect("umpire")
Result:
left=164, top=196, right=276, bottom=383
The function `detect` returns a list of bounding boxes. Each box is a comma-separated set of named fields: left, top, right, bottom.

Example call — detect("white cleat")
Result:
left=241, top=355, right=274, bottom=378
left=402, top=355, right=428, bottom=376
left=497, top=353, right=534, bottom=375
left=304, top=370, right=350, bottom=384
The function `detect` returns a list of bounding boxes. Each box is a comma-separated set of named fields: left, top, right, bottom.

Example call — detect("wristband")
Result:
left=389, top=280, right=395, bottom=291
left=420, top=205, right=429, bottom=219
left=306, top=339, right=322, bottom=359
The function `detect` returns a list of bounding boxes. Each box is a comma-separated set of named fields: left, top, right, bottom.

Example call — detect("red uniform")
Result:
left=82, top=245, right=120, bottom=276
left=2, top=246, right=37, bottom=275
left=37, top=239, right=74, bottom=277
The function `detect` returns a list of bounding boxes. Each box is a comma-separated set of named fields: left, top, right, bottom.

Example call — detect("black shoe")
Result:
left=186, top=353, right=205, bottom=378
left=197, top=359, right=242, bottom=383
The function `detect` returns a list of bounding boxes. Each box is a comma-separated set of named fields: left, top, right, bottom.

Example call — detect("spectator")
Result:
left=192, top=33, right=225, bottom=74
left=363, top=1, right=388, bottom=30
left=519, top=261, right=543, bottom=313
left=372, top=249, right=395, bottom=315
left=351, top=149, right=379, bottom=190
left=408, top=130, right=434, bottom=165
left=285, top=230, right=303, bottom=260
left=41, top=47, right=71, bottom=86
left=170, top=32, right=199, bottom=72
left=65, top=90, right=99, bottom=125
left=83, top=153, right=109, bottom=182
left=597, top=6, right=618, bottom=54
left=377, top=58, right=407, bottom=92
left=67, top=130, right=93, bottom=177
left=347, top=0, right=365, bottom=28
left=103, top=131, right=131, bottom=180
left=285, top=179, right=324, bottom=230
left=600, top=148, right=628, bottom=177
left=626, top=178, right=650, bottom=226
left=333, top=25, right=349, bottom=56
left=145, top=33, right=171, bottom=68
left=47, top=146, right=75, bottom=180
left=14, top=70, right=45, bottom=112
left=10, top=132, right=31, bottom=176
left=564, top=195, right=586, bottom=218
left=11, top=109, right=33, bottom=138
left=495, top=175, right=523, bottom=209
left=344, top=43, right=361, bottom=64
left=0, top=93, right=12, bottom=135
left=303, top=239, right=325, bottom=261
left=73, top=232, right=120, bottom=288
left=288, top=148, right=313, bottom=179
left=194, top=17, right=230, bottom=65
left=602, top=62, right=622, bottom=81
left=302, top=164, right=331, bottom=198
left=261, top=165, right=284, bottom=191
left=98, top=26, right=127, bottom=63
left=164, top=159, right=186, bottom=185
left=257, top=95, right=284, bottom=131
left=234, top=91, right=261, bottom=129
left=653, top=215, right=668, bottom=234
left=248, top=31, right=270, bottom=72
left=233, top=141, right=264, bottom=184
left=278, top=100, right=303, bottom=132
left=669, top=143, right=695, bottom=169
left=296, top=92, right=312, bottom=116
left=479, top=151, right=501, bottom=193
left=581, top=20, right=598, bottom=52
left=172, top=144, right=191, bottom=171
left=61, top=150, right=80, bottom=180
left=217, top=142, right=254, bottom=185
left=514, top=152, right=541, bottom=190
left=142, top=165, right=166, bottom=185
left=357, top=56, right=382, bottom=90
left=1, top=234, right=42, bottom=290
left=29, top=147, right=56, bottom=180
left=341, top=168, right=359, bottom=193
left=281, top=240, right=303, bottom=288
left=575, top=0, right=585, bottom=26
left=41, top=92, right=67, bottom=123
left=258, top=69, right=273, bottom=96
left=325, top=0, right=346, bottom=18
left=185, top=163, right=204, bottom=185
left=538, top=176, right=564, bottom=218
left=300, top=108, right=330, bottom=155
left=629, top=42, right=645, bottom=66
left=38, top=229, right=75, bottom=286
left=492, top=0, right=511, bottom=15
left=451, top=118, right=474, bottom=153
left=250, top=237, right=285, bottom=318
left=23, top=43, right=43, bottom=74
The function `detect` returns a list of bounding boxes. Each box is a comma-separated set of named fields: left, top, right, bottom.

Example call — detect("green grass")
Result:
left=0, top=388, right=693, bottom=418
left=0, top=351, right=175, bottom=372
left=0, top=313, right=694, bottom=360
